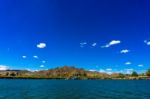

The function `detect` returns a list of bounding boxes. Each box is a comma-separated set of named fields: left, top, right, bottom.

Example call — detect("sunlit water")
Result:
left=0, top=79, right=150, bottom=99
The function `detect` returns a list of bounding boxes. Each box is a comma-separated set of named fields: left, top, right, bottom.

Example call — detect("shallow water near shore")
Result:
left=0, top=79, right=150, bottom=99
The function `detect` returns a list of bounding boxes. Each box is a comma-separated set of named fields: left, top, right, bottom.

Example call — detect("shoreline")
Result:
left=1, top=66, right=150, bottom=80
left=0, top=77, right=150, bottom=80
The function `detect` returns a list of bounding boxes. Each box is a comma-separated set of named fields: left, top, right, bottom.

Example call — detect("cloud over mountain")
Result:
left=0, top=65, right=9, bottom=70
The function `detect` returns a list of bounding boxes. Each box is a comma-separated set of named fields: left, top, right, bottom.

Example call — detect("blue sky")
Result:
left=0, top=0, right=150, bottom=73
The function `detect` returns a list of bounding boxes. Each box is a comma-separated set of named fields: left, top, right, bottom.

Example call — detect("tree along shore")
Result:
left=0, top=66, right=150, bottom=80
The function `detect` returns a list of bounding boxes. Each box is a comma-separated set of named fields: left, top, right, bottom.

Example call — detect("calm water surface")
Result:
left=0, top=79, right=150, bottom=99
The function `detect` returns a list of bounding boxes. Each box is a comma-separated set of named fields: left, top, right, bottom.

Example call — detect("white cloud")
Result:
left=22, top=56, right=27, bottom=59
left=89, top=69, right=97, bottom=72
left=37, top=43, right=46, bottom=48
left=0, top=65, right=9, bottom=70
left=120, top=49, right=130, bottom=54
left=107, top=72, right=113, bottom=74
left=138, top=64, right=144, bottom=67
left=99, top=69, right=105, bottom=73
left=144, top=40, right=150, bottom=45
left=125, top=62, right=132, bottom=65
left=125, top=69, right=134, bottom=74
left=42, top=61, right=46, bottom=63
left=40, top=65, right=44, bottom=68
left=89, top=68, right=113, bottom=74
left=89, top=68, right=129, bottom=74
left=26, top=69, right=40, bottom=72
left=80, top=42, right=87, bottom=47
left=146, top=42, right=150, bottom=45
left=106, top=68, right=112, bottom=71
left=92, top=43, right=97, bottom=47
left=25, top=68, right=32, bottom=71
left=33, top=55, right=39, bottom=59
left=101, top=40, right=121, bottom=48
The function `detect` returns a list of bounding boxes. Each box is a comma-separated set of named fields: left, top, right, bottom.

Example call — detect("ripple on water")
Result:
left=0, top=80, right=150, bottom=99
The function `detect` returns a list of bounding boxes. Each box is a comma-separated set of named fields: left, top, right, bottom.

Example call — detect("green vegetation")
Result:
left=146, top=69, right=150, bottom=76
left=0, top=66, right=150, bottom=80
left=131, top=71, right=138, bottom=77
left=118, top=73, right=125, bottom=78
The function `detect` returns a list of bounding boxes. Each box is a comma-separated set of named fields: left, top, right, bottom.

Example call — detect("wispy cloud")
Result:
left=80, top=42, right=87, bottom=47
left=42, top=61, right=46, bottom=63
left=125, top=62, right=132, bottom=65
left=106, top=68, right=112, bottom=71
left=89, top=69, right=97, bottom=72
left=89, top=68, right=138, bottom=74
left=101, top=40, right=121, bottom=48
left=106, top=68, right=113, bottom=74
left=125, top=68, right=134, bottom=74
left=0, top=65, right=9, bottom=70
left=144, top=40, right=150, bottom=45
left=138, top=64, right=144, bottom=67
left=37, top=43, right=46, bottom=48
left=120, top=49, right=130, bottom=54
left=99, top=69, right=105, bottom=73
left=92, top=43, right=97, bottom=47
left=40, top=65, right=44, bottom=68
left=22, top=56, right=27, bottom=59
left=33, top=55, right=39, bottom=59
left=25, top=68, right=40, bottom=72
left=89, top=68, right=113, bottom=74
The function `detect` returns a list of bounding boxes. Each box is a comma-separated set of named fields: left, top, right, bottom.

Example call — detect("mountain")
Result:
left=0, top=66, right=109, bottom=79
left=0, top=66, right=150, bottom=80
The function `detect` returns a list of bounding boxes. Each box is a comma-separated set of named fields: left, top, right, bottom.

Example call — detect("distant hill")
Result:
left=0, top=66, right=108, bottom=79
left=33, top=66, right=110, bottom=79
left=0, top=66, right=150, bottom=80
